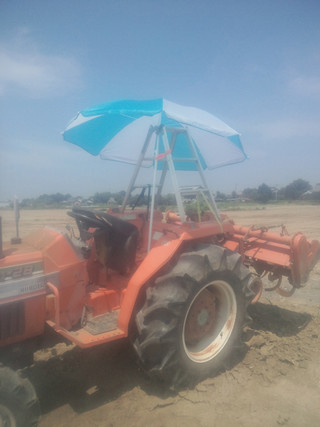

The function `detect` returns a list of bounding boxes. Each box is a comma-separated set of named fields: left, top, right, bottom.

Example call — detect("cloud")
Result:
left=0, top=136, right=135, bottom=199
left=248, top=117, right=320, bottom=141
left=288, top=75, right=320, bottom=98
left=0, top=31, right=83, bottom=98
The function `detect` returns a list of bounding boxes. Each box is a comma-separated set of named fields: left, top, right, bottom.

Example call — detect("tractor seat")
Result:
left=68, top=208, right=139, bottom=275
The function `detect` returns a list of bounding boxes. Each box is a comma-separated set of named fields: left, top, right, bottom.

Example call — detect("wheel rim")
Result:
left=182, top=280, right=237, bottom=363
left=0, top=404, right=16, bottom=427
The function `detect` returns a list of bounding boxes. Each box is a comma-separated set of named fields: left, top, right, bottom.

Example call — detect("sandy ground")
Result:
left=1, top=205, right=320, bottom=427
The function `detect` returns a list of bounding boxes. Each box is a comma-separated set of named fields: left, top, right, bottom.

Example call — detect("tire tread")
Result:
left=134, top=245, right=255, bottom=386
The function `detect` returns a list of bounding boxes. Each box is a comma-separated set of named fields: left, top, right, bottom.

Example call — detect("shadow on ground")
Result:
left=247, top=302, right=312, bottom=337
left=21, top=302, right=312, bottom=418
left=24, top=340, right=149, bottom=415
left=23, top=339, right=247, bottom=417
left=25, top=336, right=201, bottom=418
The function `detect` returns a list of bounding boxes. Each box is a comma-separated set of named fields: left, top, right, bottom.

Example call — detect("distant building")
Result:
left=106, top=197, right=117, bottom=206
left=0, top=201, right=10, bottom=208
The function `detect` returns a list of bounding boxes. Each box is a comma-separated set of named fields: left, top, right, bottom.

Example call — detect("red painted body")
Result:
left=0, top=210, right=319, bottom=349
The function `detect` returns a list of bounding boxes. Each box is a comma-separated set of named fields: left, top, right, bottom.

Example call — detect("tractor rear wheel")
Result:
left=134, top=244, right=256, bottom=387
left=0, top=367, right=40, bottom=427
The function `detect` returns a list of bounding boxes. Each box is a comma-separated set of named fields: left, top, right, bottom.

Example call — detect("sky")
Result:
left=0, top=0, right=320, bottom=200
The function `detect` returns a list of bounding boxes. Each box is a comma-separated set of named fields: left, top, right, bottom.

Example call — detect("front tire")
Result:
left=134, top=244, right=256, bottom=386
left=0, top=367, right=40, bottom=427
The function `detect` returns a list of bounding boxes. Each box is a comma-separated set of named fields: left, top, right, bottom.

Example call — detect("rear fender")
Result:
left=118, top=238, right=184, bottom=333
left=118, top=221, right=234, bottom=334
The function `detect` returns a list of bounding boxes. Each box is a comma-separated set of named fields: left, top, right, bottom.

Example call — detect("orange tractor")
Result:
left=0, top=100, right=319, bottom=426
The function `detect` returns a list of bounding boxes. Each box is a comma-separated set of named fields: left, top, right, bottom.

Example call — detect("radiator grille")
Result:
left=0, top=302, right=25, bottom=340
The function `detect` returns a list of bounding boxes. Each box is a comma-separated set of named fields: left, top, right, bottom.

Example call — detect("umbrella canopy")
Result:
left=63, top=99, right=247, bottom=170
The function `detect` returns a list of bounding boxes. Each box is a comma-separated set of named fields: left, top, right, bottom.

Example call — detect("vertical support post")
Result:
left=155, top=131, right=179, bottom=207
left=14, top=197, right=20, bottom=239
left=0, top=217, right=3, bottom=259
left=162, top=127, right=186, bottom=222
left=147, top=134, right=159, bottom=252
left=146, top=184, right=151, bottom=220
left=155, top=162, right=168, bottom=208
left=121, top=126, right=155, bottom=212
left=185, top=129, right=222, bottom=226
left=11, top=197, right=22, bottom=244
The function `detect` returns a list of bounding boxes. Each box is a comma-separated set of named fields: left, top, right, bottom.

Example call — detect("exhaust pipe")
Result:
left=0, top=216, right=3, bottom=258
left=11, top=197, right=22, bottom=244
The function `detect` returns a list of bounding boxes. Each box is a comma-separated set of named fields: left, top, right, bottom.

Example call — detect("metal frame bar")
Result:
left=121, top=124, right=222, bottom=251
left=162, top=128, right=186, bottom=222
left=184, top=129, right=222, bottom=226
left=155, top=130, right=179, bottom=207
left=121, top=125, right=155, bottom=212
left=147, top=135, right=160, bottom=252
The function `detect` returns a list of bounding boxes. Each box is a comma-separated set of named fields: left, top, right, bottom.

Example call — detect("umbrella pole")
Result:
left=147, top=135, right=159, bottom=252
left=185, top=129, right=222, bottom=228
left=162, top=128, right=186, bottom=223
left=155, top=131, right=179, bottom=207
left=121, top=126, right=155, bottom=212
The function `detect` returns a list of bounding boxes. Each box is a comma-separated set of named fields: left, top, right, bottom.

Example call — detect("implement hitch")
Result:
left=224, top=224, right=320, bottom=296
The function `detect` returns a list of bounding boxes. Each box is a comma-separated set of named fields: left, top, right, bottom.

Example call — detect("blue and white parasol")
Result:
left=63, top=98, right=247, bottom=170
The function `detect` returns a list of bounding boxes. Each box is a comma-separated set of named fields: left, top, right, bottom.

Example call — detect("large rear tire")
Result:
left=134, top=244, right=257, bottom=386
left=0, top=367, right=40, bottom=427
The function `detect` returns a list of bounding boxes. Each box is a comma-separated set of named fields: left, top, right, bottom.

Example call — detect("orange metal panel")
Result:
left=86, top=288, right=120, bottom=317
left=0, top=294, right=46, bottom=347
left=0, top=249, right=43, bottom=270
left=118, top=219, right=235, bottom=333
left=228, top=225, right=320, bottom=287
left=223, top=240, right=239, bottom=252
left=46, top=320, right=126, bottom=348
left=118, top=237, right=184, bottom=332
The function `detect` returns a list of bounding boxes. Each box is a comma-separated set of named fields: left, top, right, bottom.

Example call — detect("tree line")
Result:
left=17, top=190, right=177, bottom=209
left=216, top=179, right=319, bottom=203
left=14, top=178, right=320, bottom=209
left=243, top=179, right=319, bottom=203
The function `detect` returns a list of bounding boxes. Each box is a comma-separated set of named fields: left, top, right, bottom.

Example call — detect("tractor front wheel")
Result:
left=134, top=244, right=256, bottom=387
left=0, top=367, right=40, bottom=427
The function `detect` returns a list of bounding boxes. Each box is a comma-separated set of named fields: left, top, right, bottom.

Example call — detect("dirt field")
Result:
left=1, top=205, right=320, bottom=427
